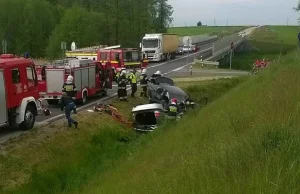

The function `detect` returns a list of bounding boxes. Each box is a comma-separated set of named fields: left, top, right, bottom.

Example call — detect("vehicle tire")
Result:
left=47, top=99, right=59, bottom=105
left=20, top=105, right=36, bottom=131
left=81, top=92, right=88, bottom=104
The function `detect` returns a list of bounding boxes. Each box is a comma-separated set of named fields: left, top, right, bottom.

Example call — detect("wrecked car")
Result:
left=132, top=103, right=165, bottom=132
left=147, top=77, right=193, bottom=110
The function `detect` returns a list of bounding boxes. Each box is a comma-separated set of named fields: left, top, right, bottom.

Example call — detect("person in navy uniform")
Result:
left=59, top=92, right=78, bottom=128
left=62, top=75, right=77, bottom=113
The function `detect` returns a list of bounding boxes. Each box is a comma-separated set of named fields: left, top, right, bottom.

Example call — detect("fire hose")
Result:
left=94, top=103, right=133, bottom=128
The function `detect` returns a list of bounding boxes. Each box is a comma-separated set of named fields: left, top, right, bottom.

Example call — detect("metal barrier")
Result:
left=212, top=33, right=243, bottom=56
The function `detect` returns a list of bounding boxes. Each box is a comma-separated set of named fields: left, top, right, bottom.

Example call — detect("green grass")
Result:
left=221, top=25, right=300, bottom=70
left=0, top=78, right=243, bottom=194
left=168, top=26, right=249, bottom=37
left=63, top=52, right=300, bottom=194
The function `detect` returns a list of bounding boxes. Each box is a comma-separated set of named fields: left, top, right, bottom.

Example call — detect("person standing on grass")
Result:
left=117, top=70, right=128, bottom=101
left=140, top=68, right=148, bottom=97
left=128, top=69, right=137, bottom=97
left=60, top=92, right=78, bottom=128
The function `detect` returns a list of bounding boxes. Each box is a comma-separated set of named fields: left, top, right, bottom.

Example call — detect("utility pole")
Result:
left=186, top=38, right=190, bottom=65
left=61, top=42, right=66, bottom=59
left=115, top=0, right=119, bottom=45
left=214, top=18, right=216, bottom=26
left=287, top=17, right=289, bottom=26
left=226, top=20, right=228, bottom=26
left=160, top=1, right=164, bottom=32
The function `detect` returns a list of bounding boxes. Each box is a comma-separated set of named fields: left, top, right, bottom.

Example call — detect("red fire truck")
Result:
left=0, top=54, right=42, bottom=130
left=66, top=46, right=148, bottom=75
left=36, top=59, right=113, bottom=105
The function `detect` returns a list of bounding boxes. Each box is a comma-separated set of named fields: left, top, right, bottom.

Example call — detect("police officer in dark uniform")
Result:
left=140, top=68, right=148, bottom=97
left=62, top=75, right=77, bottom=113
left=117, top=70, right=128, bottom=101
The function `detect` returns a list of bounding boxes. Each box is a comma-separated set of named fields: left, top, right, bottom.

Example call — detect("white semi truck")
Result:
left=141, top=33, right=179, bottom=62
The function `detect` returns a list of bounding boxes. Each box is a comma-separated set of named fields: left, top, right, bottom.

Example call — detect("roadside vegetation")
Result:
left=0, top=77, right=244, bottom=194
left=221, top=25, right=300, bottom=70
left=50, top=52, right=300, bottom=193
left=168, top=26, right=249, bottom=37
left=7, top=51, right=300, bottom=193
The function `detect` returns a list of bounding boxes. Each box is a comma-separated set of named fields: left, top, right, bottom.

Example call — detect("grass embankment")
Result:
left=0, top=78, right=244, bottom=194
left=168, top=26, right=249, bottom=37
left=223, top=25, right=300, bottom=70
left=68, top=52, right=300, bottom=193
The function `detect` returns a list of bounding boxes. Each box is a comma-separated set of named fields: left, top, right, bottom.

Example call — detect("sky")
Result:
left=169, top=0, right=299, bottom=26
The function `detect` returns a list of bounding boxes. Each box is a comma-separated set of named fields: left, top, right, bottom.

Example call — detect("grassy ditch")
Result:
left=64, top=51, right=300, bottom=194
left=220, top=25, right=300, bottom=70
left=0, top=77, right=245, bottom=194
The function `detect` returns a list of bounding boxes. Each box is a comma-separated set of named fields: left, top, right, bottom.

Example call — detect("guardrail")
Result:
left=206, top=33, right=244, bottom=61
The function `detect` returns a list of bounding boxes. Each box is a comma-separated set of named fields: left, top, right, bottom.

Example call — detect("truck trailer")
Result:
left=141, top=33, right=179, bottom=62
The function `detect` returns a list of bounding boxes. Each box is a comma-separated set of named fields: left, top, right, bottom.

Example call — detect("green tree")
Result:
left=47, top=7, right=105, bottom=59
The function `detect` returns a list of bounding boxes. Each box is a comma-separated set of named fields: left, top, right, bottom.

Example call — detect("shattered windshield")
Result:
left=143, top=39, right=158, bottom=48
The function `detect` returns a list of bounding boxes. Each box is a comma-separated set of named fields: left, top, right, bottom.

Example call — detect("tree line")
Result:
left=0, top=0, right=173, bottom=59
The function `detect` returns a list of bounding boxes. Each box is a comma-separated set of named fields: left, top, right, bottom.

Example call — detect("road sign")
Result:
left=2, top=40, right=7, bottom=54
left=61, top=42, right=66, bottom=50
left=71, top=42, right=76, bottom=51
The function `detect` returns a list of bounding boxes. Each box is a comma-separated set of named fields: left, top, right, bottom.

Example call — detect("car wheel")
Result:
left=20, top=105, right=35, bottom=131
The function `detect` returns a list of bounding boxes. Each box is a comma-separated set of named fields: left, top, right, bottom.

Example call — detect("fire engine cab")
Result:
left=65, top=45, right=148, bottom=76
left=0, top=54, right=41, bottom=131
left=36, top=59, right=113, bottom=105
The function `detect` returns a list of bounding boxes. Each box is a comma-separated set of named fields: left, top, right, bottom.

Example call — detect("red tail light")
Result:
left=154, top=111, right=160, bottom=118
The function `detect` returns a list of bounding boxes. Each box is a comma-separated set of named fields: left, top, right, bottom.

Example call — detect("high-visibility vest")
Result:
left=167, top=104, right=178, bottom=117
left=129, top=73, right=137, bottom=84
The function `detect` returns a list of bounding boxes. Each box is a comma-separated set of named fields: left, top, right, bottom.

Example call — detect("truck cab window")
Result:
left=11, top=68, right=20, bottom=84
left=26, top=66, right=36, bottom=81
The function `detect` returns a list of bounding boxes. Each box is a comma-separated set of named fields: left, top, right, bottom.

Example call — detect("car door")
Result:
left=9, top=67, right=24, bottom=107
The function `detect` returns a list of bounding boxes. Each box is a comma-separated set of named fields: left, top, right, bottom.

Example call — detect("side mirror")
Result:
left=139, top=43, right=142, bottom=48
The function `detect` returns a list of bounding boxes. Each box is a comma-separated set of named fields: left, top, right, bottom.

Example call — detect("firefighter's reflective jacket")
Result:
left=140, top=74, right=148, bottom=86
left=167, top=103, right=179, bottom=117
left=118, top=74, right=127, bottom=88
left=62, top=82, right=77, bottom=97
left=129, top=72, right=137, bottom=84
